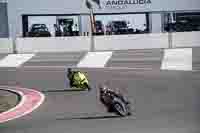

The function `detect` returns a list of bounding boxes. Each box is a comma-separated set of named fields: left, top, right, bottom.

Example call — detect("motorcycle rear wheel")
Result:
left=82, top=83, right=91, bottom=91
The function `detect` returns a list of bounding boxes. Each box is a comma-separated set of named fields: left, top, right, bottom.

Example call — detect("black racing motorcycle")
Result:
left=100, top=89, right=132, bottom=117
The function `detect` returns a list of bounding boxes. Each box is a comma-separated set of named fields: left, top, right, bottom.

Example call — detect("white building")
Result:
left=0, top=0, right=200, bottom=38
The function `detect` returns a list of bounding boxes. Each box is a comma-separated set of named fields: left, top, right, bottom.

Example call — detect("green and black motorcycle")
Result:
left=67, top=68, right=91, bottom=91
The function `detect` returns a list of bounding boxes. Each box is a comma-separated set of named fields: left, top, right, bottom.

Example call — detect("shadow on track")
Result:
left=56, top=115, right=122, bottom=121
left=42, top=89, right=86, bottom=93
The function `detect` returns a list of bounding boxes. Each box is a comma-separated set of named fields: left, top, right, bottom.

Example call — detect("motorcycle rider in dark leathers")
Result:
left=99, top=85, right=130, bottom=112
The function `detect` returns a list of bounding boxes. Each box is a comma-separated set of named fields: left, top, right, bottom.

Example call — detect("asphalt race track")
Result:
left=0, top=69, right=200, bottom=133
left=0, top=49, right=200, bottom=133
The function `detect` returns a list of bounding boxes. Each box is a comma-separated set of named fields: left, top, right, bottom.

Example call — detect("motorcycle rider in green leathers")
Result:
left=67, top=68, right=91, bottom=91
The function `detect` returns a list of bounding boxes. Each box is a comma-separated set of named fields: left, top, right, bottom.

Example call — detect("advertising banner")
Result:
left=100, top=0, right=152, bottom=10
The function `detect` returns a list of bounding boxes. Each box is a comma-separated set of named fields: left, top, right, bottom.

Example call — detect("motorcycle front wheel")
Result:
left=113, top=102, right=127, bottom=117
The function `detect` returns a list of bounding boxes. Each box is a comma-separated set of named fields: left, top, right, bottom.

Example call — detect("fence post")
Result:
left=168, top=32, right=173, bottom=49
left=89, top=9, right=95, bottom=52
left=12, top=37, right=17, bottom=54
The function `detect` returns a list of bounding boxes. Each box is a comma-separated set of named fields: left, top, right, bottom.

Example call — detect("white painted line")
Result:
left=0, top=54, right=35, bottom=67
left=23, top=65, right=154, bottom=70
left=77, top=52, right=113, bottom=68
left=161, top=48, right=192, bottom=71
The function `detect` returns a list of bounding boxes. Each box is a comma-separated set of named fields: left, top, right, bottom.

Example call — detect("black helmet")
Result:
left=98, top=84, right=107, bottom=92
left=68, top=68, right=72, bottom=73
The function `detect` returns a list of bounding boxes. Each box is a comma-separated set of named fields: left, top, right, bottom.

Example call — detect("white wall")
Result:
left=7, top=0, right=200, bottom=38
left=94, top=0, right=200, bottom=13
left=5, top=32, right=200, bottom=54
left=0, top=0, right=8, bottom=2
left=7, top=0, right=88, bottom=38
left=94, top=33, right=169, bottom=51
left=0, top=38, right=13, bottom=53
left=16, top=37, right=91, bottom=53
left=80, top=15, right=91, bottom=35
left=150, top=13, right=162, bottom=33
left=172, top=31, right=200, bottom=48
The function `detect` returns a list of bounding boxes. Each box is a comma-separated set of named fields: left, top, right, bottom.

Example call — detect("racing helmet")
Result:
left=67, top=68, right=72, bottom=74
left=98, top=84, right=107, bottom=92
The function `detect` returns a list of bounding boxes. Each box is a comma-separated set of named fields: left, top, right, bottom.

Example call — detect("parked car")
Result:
left=106, top=21, right=133, bottom=35
left=28, top=24, right=51, bottom=37
left=164, top=16, right=200, bottom=32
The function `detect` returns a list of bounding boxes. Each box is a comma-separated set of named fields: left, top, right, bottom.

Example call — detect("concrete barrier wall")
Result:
left=16, top=37, right=91, bottom=53
left=9, top=31, right=200, bottom=54
left=172, top=31, right=200, bottom=48
left=0, top=38, right=13, bottom=53
left=94, top=33, right=169, bottom=51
